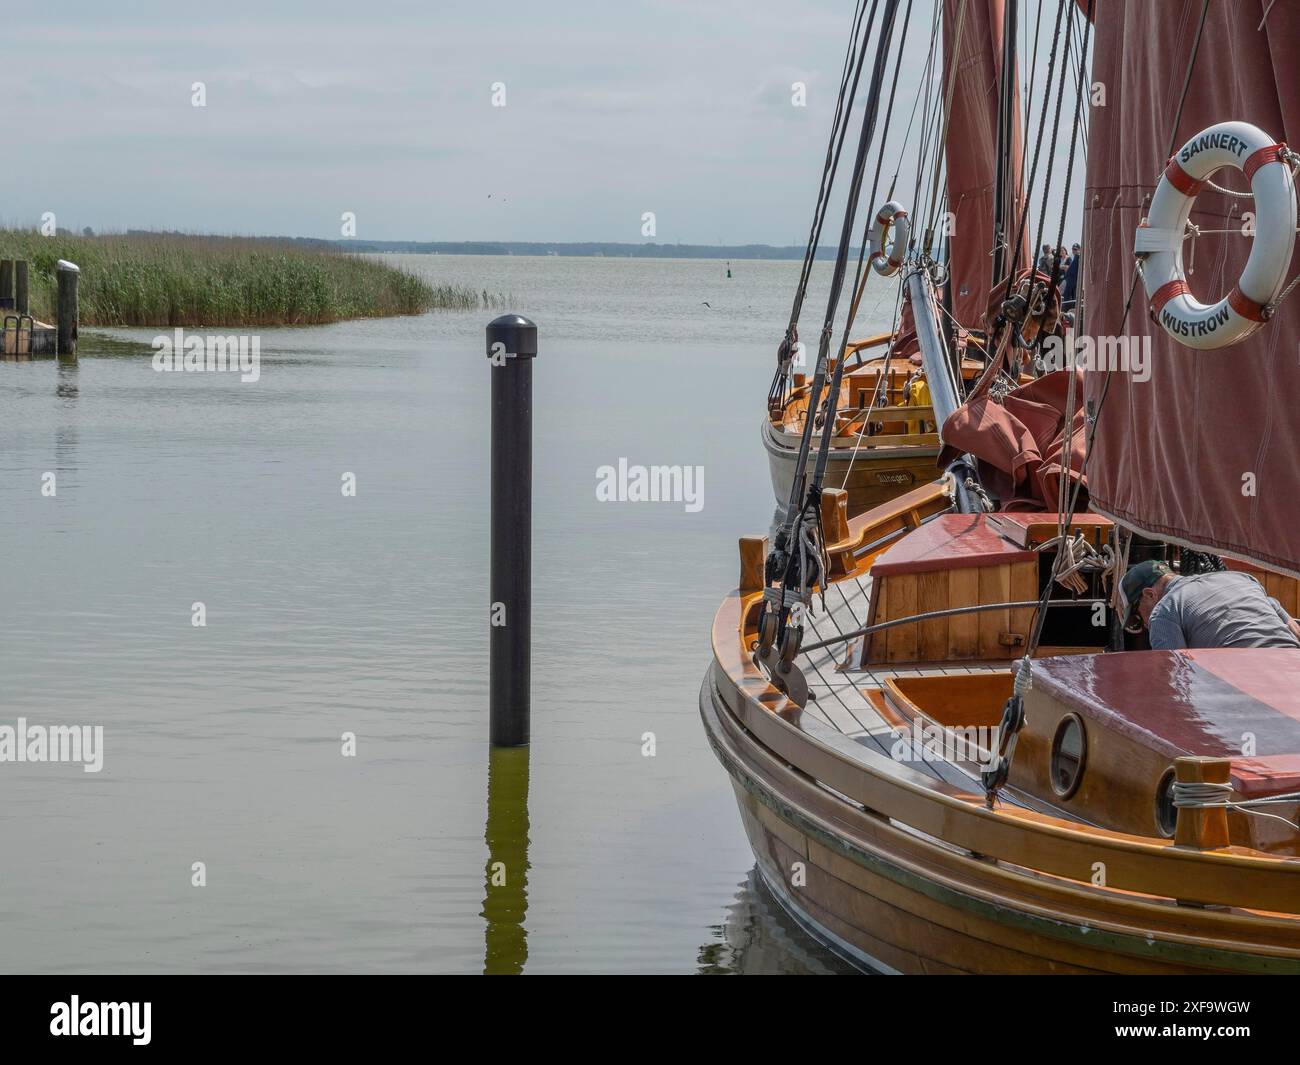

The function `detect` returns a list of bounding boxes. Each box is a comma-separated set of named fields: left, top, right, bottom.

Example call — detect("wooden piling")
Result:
left=1173, top=756, right=1231, bottom=851
left=56, top=260, right=79, bottom=357
left=15, top=260, right=28, bottom=316
left=0, top=260, right=12, bottom=310
left=739, top=536, right=769, bottom=593
left=821, top=486, right=850, bottom=544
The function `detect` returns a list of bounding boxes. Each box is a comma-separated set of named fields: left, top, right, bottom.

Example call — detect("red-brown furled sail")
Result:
left=1082, top=0, right=1300, bottom=576
left=942, top=0, right=1029, bottom=329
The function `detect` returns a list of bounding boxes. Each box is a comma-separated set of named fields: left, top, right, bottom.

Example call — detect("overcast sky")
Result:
left=2, top=0, right=1084, bottom=245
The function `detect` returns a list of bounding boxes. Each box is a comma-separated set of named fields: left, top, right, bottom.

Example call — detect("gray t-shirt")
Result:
left=1148, top=571, right=1300, bottom=650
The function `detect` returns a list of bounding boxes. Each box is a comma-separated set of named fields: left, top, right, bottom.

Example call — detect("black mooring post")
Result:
left=487, top=314, right=537, bottom=747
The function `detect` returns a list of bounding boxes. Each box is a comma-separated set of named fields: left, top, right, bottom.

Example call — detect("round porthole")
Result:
left=1049, top=714, right=1087, bottom=799
left=1155, top=767, right=1178, bottom=838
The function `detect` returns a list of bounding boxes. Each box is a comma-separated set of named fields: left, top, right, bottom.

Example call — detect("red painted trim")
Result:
left=1228, top=285, right=1268, bottom=322
left=1150, top=278, right=1190, bottom=315
left=1164, top=157, right=1204, bottom=197
left=1243, top=143, right=1285, bottom=182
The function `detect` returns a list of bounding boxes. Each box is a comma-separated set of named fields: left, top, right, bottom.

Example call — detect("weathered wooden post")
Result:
left=1173, top=756, right=1231, bottom=850
left=739, top=536, right=768, bottom=593
left=821, top=486, right=850, bottom=543
left=56, top=260, right=79, bottom=357
left=0, top=260, right=12, bottom=310
left=487, top=314, right=536, bottom=747
left=15, top=260, right=29, bottom=316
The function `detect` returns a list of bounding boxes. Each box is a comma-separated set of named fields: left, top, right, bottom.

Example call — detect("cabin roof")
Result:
left=1034, top=649, right=1300, bottom=799
left=871, top=512, right=1036, bottom=576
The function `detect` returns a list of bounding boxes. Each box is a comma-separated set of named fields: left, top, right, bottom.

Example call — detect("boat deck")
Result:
left=797, top=573, right=1007, bottom=729
left=793, top=570, right=1068, bottom=817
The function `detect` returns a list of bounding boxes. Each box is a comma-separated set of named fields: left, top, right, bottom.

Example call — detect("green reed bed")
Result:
left=0, top=230, right=488, bottom=326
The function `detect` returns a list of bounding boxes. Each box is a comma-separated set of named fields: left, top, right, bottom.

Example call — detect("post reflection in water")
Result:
left=56, top=355, right=79, bottom=401
left=481, top=745, right=531, bottom=975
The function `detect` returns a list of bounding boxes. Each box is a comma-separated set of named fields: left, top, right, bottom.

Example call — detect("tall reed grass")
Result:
left=0, top=230, right=486, bottom=327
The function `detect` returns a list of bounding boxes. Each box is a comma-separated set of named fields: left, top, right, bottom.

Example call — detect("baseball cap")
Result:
left=1119, top=560, right=1173, bottom=628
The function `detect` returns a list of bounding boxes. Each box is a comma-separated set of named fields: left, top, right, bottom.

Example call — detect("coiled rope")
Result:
left=1172, top=780, right=1300, bottom=831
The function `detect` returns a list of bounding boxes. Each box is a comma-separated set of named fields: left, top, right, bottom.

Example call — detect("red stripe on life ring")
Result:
left=887, top=257, right=902, bottom=268
left=1163, top=157, right=1204, bottom=197
left=1243, top=143, right=1286, bottom=181
left=876, top=210, right=892, bottom=224
left=1150, top=278, right=1190, bottom=315
left=870, top=252, right=888, bottom=263
left=1228, top=286, right=1268, bottom=322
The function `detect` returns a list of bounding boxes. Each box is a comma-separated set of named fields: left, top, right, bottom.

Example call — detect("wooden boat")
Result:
left=763, top=335, right=992, bottom=517
left=704, top=0, right=1300, bottom=973
left=703, top=484, right=1300, bottom=973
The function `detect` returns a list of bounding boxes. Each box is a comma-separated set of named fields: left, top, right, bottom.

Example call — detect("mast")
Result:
left=942, top=0, right=1029, bottom=330
left=906, top=267, right=960, bottom=427
left=906, top=264, right=985, bottom=514
left=990, top=0, right=1017, bottom=288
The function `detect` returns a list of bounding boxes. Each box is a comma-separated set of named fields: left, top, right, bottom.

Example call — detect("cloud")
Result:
left=5, top=0, right=1045, bottom=244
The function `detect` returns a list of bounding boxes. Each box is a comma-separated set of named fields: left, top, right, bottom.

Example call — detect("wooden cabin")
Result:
left=861, top=511, right=1113, bottom=664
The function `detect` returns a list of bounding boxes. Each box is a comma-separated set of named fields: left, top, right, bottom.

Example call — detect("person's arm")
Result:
left=1147, top=607, right=1187, bottom=650
left=1267, top=597, right=1300, bottom=643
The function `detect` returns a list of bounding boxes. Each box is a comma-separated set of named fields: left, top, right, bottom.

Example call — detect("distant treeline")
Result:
left=0, top=230, right=505, bottom=327
left=329, top=240, right=851, bottom=260
left=85, top=230, right=845, bottom=260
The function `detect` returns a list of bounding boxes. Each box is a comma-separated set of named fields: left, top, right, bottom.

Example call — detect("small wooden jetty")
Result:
left=0, top=258, right=78, bottom=357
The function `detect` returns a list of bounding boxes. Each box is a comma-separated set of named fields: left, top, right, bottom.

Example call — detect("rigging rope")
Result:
left=980, top=0, right=1212, bottom=806
left=1173, top=780, right=1300, bottom=831
left=999, top=0, right=1069, bottom=306
left=845, top=0, right=918, bottom=332
left=1065, top=0, right=1212, bottom=529
left=1028, top=4, right=1076, bottom=303
left=769, top=0, right=873, bottom=411
left=922, top=0, right=968, bottom=253
left=764, top=0, right=905, bottom=668
left=808, top=0, right=907, bottom=497
left=982, top=0, right=1094, bottom=806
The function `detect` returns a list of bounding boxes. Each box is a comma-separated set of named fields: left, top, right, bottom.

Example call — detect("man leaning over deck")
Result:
left=1120, top=560, right=1300, bottom=650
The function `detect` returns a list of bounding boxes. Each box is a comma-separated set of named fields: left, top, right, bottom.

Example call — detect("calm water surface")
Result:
left=0, top=254, right=891, bottom=973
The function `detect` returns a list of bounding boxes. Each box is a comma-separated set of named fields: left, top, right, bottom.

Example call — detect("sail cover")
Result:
left=1082, top=0, right=1300, bottom=576
left=943, top=0, right=1029, bottom=329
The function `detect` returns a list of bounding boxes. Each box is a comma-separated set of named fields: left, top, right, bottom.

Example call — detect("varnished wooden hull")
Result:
left=700, top=670, right=1300, bottom=975
left=762, top=419, right=939, bottom=518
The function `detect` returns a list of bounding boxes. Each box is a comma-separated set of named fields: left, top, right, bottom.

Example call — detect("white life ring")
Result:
left=1136, top=120, right=1296, bottom=349
left=869, top=201, right=910, bottom=277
